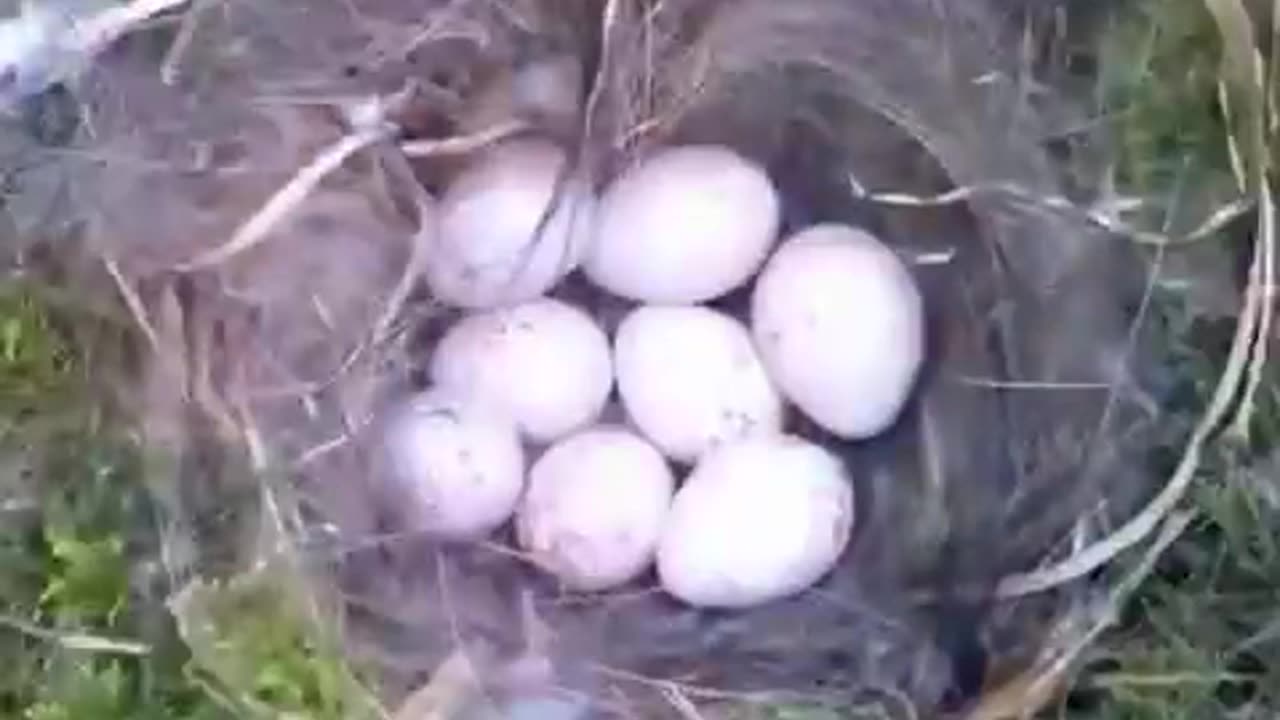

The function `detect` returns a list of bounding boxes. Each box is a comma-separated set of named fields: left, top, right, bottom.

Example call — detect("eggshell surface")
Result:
left=584, top=145, right=780, bottom=303
left=657, top=435, right=854, bottom=608
left=751, top=223, right=924, bottom=438
left=431, top=298, right=613, bottom=443
left=517, top=427, right=676, bottom=590
left=614, top=305, right=783, bottom=463
left=381, top=388, right=526, bottom=540
left=427, top=140, right=596, bottom=308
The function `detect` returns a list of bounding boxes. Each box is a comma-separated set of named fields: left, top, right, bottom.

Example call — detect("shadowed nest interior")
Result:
left=1, top=0, right=1165, bottom=716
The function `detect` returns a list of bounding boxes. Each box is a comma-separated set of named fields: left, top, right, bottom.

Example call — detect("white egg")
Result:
left=426, top=140, right=596, bottom=308
left=752, top=224, right=924, bottom=439
left=584, top=145, right=780, bottom=303
left=657, top=435, right=854, bottom=608
left=381, top=388, right=526, bottom=540
left=431, top=298, right=613, bottom=444
left=517, top=427, right=675, bottom=591
left=614, top=305, right=783, bottom=464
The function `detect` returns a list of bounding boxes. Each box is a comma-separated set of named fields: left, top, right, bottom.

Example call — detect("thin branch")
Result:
left=399, top=121, right=528, bottom=158
left=102, top=255, right=160, bottom=352
left=160, top=0, right=212, bottom=85
left=177, top=125, right=391, bottom=271
left=954, top=377, right=1110, bottom=390
left=970, top=511, right=1195, bottom=720
left=589, top=663, right=812, bottom=705
left=585, top=0, right=625, bottom=129
left=662, top=686, right=708, bottom=720
left=847, top=177, right=1252, bottom=247
left=1230, top=174, right=1276, bottom=438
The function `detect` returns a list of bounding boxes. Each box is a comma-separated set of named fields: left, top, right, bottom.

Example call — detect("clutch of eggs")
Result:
left=388, top=131, right=925, bottom=607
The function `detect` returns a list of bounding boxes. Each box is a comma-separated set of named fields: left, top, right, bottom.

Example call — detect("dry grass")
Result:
left=974, top=0, right=1280, bottom=717
left=2, top=1, right=1278, bottom=719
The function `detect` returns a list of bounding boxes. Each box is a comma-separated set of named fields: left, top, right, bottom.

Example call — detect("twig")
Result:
left=282, top=147, right=434, bottom=471
left=1206, top=0, right=1276, bottom=439
left=589, top=663, right=811, bottom=705
left=969, top=511, right=1195, bottom=720
left=102, top=255, right=160, bottom=352
left=399, top=120, right=528, bottom=158
left=292, top=432, right=356, bottom=469
left=579, top=0, right=625, bottom=152
left=847, top=177, right=1252, bottom=248
left=236, top=401, right=268, bottom=473
left=1229, top=169, right=1276, bottom=440
left=1058, top=513, right=1195, bottom=673
left=908, top=249, right=957, bottom=265
left=177, top=125, right=391, bottom=271
left=954, top=378, right=1110, bottom=390
left=370, top=147, right=435, bottom=343
left=662, top=686, right=707, bottom=720
left=161, top=0, right=212, bottom=85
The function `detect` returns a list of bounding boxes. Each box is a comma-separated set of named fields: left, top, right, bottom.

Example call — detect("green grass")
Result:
left=1059, top=0, right=1280, bottom=718
left=1066, top=461, right=1280, bottom=719
left=1096, top=0, right=1238, bottom=227
left=0, top=286, right=211, bottom=719
left=0, top=286, right=375, bottom=720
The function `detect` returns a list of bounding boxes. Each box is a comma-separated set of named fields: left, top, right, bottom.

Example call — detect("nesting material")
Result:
left=10, top=0, right=1161, bottom=714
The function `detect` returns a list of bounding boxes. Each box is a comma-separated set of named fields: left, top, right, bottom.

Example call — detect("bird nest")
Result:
left=0, top=0, right=1199, bottom=717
